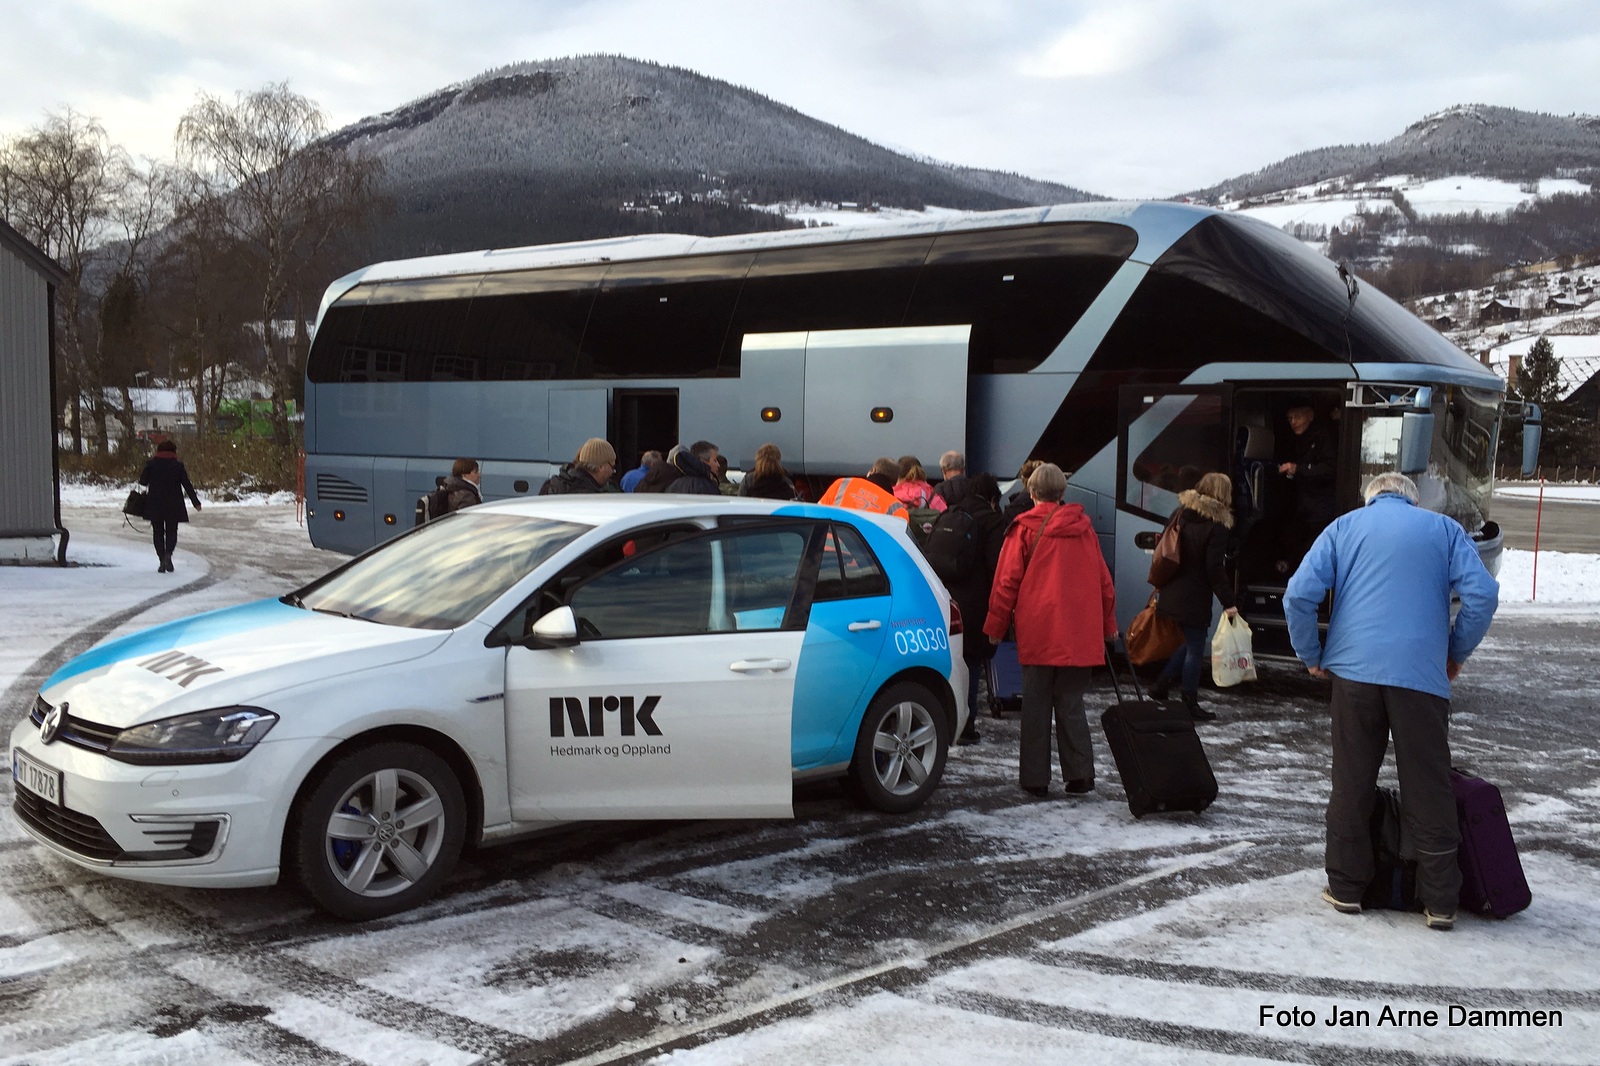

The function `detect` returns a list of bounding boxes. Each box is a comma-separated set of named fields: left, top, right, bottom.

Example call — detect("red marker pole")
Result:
left=1531, top=478, right=1545, bottom=602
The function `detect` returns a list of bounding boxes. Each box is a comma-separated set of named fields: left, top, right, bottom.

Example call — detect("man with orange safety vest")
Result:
left=819, top=457, right=909, bottom=521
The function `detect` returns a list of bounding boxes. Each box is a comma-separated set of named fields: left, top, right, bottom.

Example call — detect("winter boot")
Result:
left=1147, top=675, right=1172, bottom=702
left=1182, top=691, right=1216, bottom=722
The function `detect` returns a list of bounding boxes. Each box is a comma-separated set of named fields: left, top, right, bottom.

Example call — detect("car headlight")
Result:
left=107, top=707, right=279, bottom=765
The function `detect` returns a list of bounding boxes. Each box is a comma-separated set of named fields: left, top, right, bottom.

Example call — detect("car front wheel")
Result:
left=847, top=681, right=949, bottom=814
left=288, top=741, right=466, bottom=920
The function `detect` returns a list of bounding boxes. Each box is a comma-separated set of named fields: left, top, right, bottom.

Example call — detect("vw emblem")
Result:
left=39, top=703, right=64, bottom=745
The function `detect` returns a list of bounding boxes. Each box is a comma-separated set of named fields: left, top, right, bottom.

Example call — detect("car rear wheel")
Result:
left=288, top=741, right=465, bottom=920
left=847, top=681, right=949, bottom=813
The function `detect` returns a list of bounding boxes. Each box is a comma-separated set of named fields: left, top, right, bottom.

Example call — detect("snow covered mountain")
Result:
left=327, top=55, right=1100, bottom=259
left=1187, top=106, right=1600, bottom=296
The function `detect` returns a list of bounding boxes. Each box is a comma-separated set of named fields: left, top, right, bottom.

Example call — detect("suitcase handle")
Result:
left=1105, top=641, right=1148, bottom=703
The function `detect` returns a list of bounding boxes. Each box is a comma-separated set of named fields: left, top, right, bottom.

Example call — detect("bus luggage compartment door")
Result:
left=738, top=333, right=807, bottom=470
left=800, top=325, right=969, bottom=473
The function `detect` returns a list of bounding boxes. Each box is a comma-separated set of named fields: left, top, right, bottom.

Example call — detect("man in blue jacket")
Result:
left=1285, top=472, right=1498, bottom=932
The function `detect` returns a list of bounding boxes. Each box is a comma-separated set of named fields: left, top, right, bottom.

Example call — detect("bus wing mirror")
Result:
left=1521, top=404, right=1543, bottom=478
left=1398, top=411, right=1434, bottom=475
left=519, top=605, right=579, bottom=648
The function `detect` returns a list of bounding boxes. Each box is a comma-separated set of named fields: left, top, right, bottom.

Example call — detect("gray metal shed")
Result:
left=1, top=218, right=69, bottom=563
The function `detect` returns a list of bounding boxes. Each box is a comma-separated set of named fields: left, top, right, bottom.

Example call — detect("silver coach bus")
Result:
left=302, top=201, right=1534, bottom=655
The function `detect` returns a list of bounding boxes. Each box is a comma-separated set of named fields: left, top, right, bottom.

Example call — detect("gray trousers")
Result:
left=1019, top=665, right=1094, bottom=787
left=1326, top=675, right=1461, bottom=914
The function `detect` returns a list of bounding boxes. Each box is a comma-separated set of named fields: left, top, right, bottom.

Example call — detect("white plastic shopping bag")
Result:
left=1211, top=614, right=1257, bottom=687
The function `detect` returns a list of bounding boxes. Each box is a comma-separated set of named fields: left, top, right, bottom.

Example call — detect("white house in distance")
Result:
left=77, top=371, right=271, bottom=449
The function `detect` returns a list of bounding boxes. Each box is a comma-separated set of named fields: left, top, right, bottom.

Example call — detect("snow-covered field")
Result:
left=1231, top=174, right=1594, bottom=232
left=2, top=495, right=1597, bottom=1065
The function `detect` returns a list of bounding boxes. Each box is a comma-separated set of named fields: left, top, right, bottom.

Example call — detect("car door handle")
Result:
left=729, top=658, right=793, bottom=673
left=847, top=620, right=882, bottom=632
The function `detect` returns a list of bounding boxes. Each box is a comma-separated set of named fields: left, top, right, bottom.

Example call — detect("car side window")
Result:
left=568, top=526, right=808, bottom=639
left=812, top=523, right=890, bottom=602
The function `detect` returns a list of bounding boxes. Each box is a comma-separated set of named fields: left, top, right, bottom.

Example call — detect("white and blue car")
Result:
left=11, top=497, right=968, bottom=918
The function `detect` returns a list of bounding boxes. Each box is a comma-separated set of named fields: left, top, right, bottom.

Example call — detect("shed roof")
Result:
left=0, top=218, right=68, bottom=285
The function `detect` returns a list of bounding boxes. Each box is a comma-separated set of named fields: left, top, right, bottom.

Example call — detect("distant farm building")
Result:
left=1478, top=298, right=1522, bottom=325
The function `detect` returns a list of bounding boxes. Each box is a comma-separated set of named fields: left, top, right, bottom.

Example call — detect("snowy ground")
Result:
left=3, top=498, right=1598, bottom=1065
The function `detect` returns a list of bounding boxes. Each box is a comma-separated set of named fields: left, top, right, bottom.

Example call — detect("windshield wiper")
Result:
left=281, top=593, right=305, bottom=609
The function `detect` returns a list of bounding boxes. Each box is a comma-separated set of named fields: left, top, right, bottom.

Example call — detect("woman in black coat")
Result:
left=1149, top=472, right=1236, bottom=721
left=942, top=473, right=1010, bottom=745
left=737, top=443, right=798, bottom=500
left=138, top=440, right=202, bottom=572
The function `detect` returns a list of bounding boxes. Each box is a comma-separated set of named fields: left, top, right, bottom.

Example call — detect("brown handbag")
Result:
left=1126, top=591, right=1184, bottom=665
left=1146, top=511, right=1183, bottom=587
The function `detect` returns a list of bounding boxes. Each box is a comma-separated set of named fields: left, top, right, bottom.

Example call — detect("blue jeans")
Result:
left=1158, top=624, right=1209, bottom=697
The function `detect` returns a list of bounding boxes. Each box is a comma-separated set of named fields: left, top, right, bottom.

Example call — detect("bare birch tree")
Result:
left=1, top=110, right=130, bottom=454
left=175, top=84, right=382, bottom=446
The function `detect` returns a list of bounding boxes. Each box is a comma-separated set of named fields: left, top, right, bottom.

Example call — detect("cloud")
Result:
left=1016, top=7, right=1168, bottom=79
left=4, top=0, right=1600, bottom=201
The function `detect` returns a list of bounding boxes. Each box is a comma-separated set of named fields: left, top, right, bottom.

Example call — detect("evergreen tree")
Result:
left=1515, top=335, right=1561, bottom=406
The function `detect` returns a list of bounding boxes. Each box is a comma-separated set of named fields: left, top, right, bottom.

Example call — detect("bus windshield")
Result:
left=1352, top=386, right=1498, bottom=536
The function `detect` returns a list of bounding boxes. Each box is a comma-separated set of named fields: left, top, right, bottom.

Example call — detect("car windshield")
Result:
left=293, top=513, right=590, bottom=629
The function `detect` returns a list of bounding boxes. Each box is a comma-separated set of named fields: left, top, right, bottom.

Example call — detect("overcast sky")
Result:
left=4, top=0, right=1599, bottom=199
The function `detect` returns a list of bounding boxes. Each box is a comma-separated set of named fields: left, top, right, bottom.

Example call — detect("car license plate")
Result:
left=12, top=749, right=61, bottom=807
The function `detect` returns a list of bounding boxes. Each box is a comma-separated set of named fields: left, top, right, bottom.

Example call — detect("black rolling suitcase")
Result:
left=1101, top=650, right=1217, bottom=818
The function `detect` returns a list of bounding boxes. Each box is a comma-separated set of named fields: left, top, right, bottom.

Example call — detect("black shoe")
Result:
left=1022, top=785, right=1049, bottom=798
left=1182, top=692, right=1216, bottom=722
left=957, top=730, right=981, bottom=746
left=1147, top=676, right=1171, bottom=702
left=1064, top=778, right=1095, bottom=794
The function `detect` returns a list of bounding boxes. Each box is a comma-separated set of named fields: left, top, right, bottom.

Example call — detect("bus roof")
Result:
left=332, top=201, right=1211, bottom=290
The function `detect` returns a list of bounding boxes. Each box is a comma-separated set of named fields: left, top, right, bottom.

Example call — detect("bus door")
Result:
left=1113, top=385, right=1232, bottom=638
left=614, top=388, right=679, bottom=474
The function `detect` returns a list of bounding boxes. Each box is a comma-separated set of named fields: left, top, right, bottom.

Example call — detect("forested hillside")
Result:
left=1191, top=105, right=1600, bottom=201
left=328, top=55, right=1101, bottom=259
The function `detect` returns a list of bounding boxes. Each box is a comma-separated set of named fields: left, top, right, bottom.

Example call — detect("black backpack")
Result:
left=923, top=506, right=980, bottom=583
left=414, top=485, right=454, bottom=526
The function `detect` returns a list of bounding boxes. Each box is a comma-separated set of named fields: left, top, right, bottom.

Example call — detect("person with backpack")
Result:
left=893, top=456, right=945, bottom=511
left=984, top=463, right=1117, bottom=797
left=540, top=439, right=617, bottom=495
left=1146, top=472, right=1237, bottom=722
left=931, top=450, right=971, bottom=508
left=927, top=473, right=1008, bottom=745
left=417, top=458, right=483, bottom=524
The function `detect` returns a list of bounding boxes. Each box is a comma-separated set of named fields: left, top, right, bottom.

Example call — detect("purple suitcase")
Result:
left=986, top=640, right=1023, bottom=717
left=1451, top=769, right=1531, bottom=919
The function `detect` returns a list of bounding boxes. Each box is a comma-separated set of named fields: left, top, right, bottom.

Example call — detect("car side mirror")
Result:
left=518, top=605, right=579, bottom=649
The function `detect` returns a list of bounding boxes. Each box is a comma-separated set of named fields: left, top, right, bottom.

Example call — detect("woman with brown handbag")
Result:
left=1147, top=472, right=1237, bottom=721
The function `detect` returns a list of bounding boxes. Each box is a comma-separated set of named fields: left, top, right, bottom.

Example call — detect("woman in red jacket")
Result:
left=984, top=463, right=1118, bottom=797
